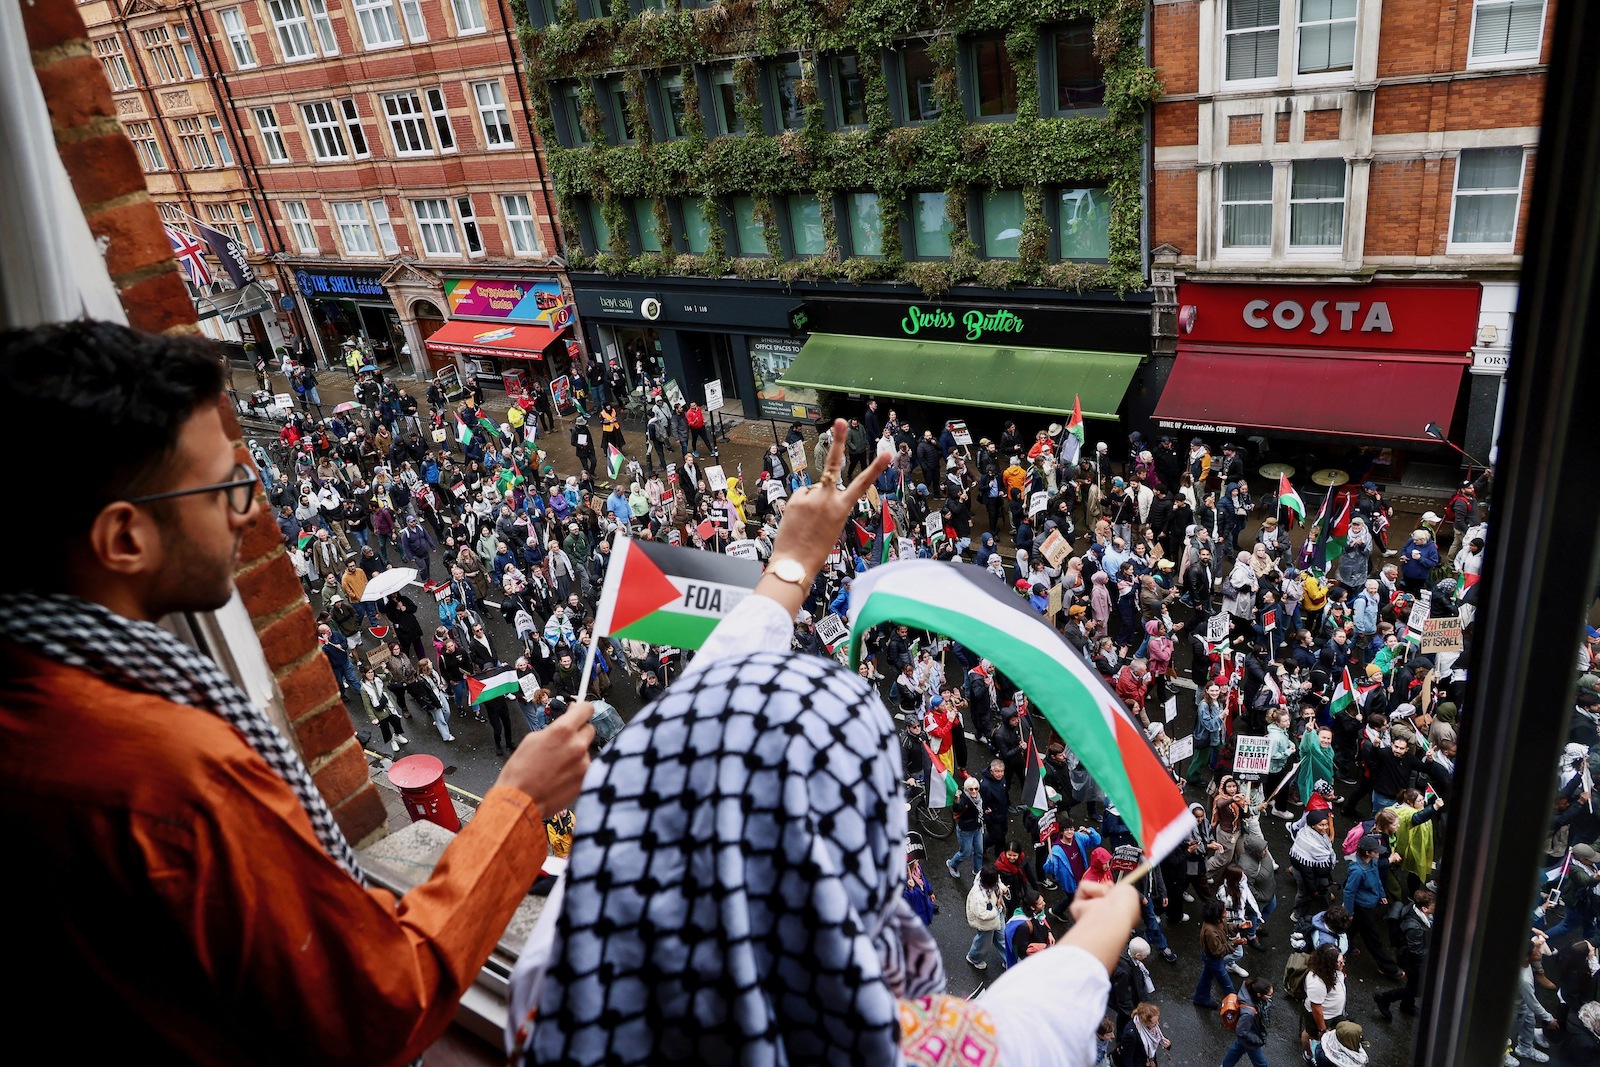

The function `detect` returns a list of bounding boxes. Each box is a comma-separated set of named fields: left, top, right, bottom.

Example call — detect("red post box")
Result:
left=386, top=754, right=460, bottom=832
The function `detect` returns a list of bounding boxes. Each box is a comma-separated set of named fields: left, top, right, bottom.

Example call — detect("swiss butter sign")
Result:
left=1176, top=282, right=1481, bottom=354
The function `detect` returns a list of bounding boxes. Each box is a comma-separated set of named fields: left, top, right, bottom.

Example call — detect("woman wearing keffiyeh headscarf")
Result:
left=509, top=419, right=1143, bottom=1067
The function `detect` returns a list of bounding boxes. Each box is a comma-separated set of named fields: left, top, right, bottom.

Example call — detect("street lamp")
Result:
left=1424, top=422, right=1490, bottom=473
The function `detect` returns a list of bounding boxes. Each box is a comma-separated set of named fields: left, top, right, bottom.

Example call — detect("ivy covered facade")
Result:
left=515, top=0, right=1158, bottom=296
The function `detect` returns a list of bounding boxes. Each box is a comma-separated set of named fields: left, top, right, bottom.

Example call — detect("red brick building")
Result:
left=192, top=0, right=571, bottom=384
left=1146, top=0, right=1551, bottom=473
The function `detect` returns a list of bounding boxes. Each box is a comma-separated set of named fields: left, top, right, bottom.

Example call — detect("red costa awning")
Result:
left=424, top=320, right=562, bottom=360
left=1153, top=344, right=1468, bottom=444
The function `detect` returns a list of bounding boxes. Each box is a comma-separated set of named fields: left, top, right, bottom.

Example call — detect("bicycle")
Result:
left=903, top=775, right=954, bottom=840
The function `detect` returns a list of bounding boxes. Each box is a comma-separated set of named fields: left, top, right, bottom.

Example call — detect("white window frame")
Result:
left=142, top=28, right=185, bottom=84
left=218, top=8, right=257, bottom=69
left=332, top=200, right=380, bottom=255
left=1285, top=157, right=1348, bottom=253
left=472, top=80, right=514, bottom=148
left=1217, top=160, right=1274, bottom=254
left=302, top=100, right=350, bottom=161
left=382, top=91, right=433, bottom=155
left=457, top=195, right=485, bottom=258
left=451, top=0, right=487, bottom=35
left=205, top=203, right=243, bottom=245
left=501, top=193, right=540, bottom=255
left=340, top=98, right=370, bottom=158
left=208, top=114, right=235, bottom=165
left=411, top=198, right=461, bottom=257
left=175, top=116, right=218, bottom=169
left=399, top=0, right=429, bottom=41
left=254, top=107, right=290, bottom=163
left=1293, top=0, right=1358, bottom=84
left=353, top=0, right=405, bottom=48
left=284, top=200, right=319, bottom=253
left=267, top=0, right=318, bottom=61
left=239, top=202, right=265, bottom=253
left=95, top=38, right=137, bottom=91
left=306, top=0, right=339, bottom=54
left=1446, top=147, right=1527, bottom=254
left=426, top=88, right=456, bottom=152
left=1222, top=0, right=1280, bottom=87
left=175, top=24, right=204, bottom=78
left=127, top=121, right=165, bottom=172
left=1466, top=0, right=1547, bottom=69
left=370, top=198, right=401, bottom=254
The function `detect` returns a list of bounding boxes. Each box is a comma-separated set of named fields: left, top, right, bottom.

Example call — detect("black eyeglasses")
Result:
left=126, top=463, right=258, bottom=515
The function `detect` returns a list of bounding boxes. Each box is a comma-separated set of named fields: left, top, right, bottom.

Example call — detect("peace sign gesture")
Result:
left=763, top=418, right=892, bottom=591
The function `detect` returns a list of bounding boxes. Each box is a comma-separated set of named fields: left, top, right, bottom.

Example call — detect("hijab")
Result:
left=527, top=649, right=943, bottom=1065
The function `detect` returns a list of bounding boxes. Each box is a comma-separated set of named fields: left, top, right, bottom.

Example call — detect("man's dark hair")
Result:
left=0, top=321, right=223, bottom=587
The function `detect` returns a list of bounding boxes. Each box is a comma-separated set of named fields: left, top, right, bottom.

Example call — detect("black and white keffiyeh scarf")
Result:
left=0, top=591, right=364, bottom=883
left=531, top=649, right=944, bottom=1066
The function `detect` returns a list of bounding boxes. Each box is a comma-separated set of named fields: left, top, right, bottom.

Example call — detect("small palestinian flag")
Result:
left=591, top=532, right=763, bottom=648
left=607, top=443, right=626, bottom=480
left=852, top=520, right=873, bottom=549
left=298, top=532, right=315, bottom=549
left=1278, top=474, right=1306, bottom=530
left=1330, top=666, right=1356, bottom=716
left=467, top=667, right=520, bottom=705
left=1021, top=719, right=1050, bottom=815
left=879, top=499, right=897, bottom=564
left=925, top=745, right=958, bottom=809
left=1060, top=394, right=1084, bottom=467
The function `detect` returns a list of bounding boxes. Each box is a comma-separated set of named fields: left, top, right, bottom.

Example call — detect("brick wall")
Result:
left=1303, top=108, right=1341, bottom=141
left=1153, top=0, right=1200, bottom=95
left=1152, top=168, right=1197, bottom=254
left=1154, top=100, right=1198, bottom=148
left=1228, top=113, right=1261, bottom=146
left=20, top=0, right=386, bottom=844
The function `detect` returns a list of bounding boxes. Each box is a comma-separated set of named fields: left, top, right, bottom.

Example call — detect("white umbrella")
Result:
left=361, top=567, right=418, bottom=602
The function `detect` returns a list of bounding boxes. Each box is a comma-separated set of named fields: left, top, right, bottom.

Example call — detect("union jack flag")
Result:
left=163, top=224, right=211, bottom=286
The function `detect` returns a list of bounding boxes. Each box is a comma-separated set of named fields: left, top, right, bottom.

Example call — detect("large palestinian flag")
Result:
left=847, top=560, right=1194, bottom=862
left=467, top=667, right=520, bottom=705
left=591, top=533, right=763, bottom=648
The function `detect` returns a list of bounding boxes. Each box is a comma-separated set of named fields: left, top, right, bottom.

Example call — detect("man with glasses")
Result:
left=0, top=321, right=595, bottom=1063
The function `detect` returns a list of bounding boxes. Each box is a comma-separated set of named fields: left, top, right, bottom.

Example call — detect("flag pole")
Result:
left=574, top=633, right=599, bottom=704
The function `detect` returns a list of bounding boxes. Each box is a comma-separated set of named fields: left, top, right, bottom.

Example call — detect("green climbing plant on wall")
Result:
left=516, top=0, right=1159, bottom=296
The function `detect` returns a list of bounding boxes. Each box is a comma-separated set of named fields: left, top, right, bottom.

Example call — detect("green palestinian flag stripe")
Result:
left=610, top=608, right=721, bottom=647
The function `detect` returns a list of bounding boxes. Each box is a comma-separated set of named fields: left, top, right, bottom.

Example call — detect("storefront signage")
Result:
left=1157, top=419, right=1241, bottom=435
left=297, top=270, right=385, bottom=299
left=1176, top=282, right=1481, bottom=354
left=1472, top=349, right=1511, bottom=373
left=901, top=306, right=1025, bottom=342
left=750, top=336, right=822, bottom=423
left=444, top=277, right=565, bottom=325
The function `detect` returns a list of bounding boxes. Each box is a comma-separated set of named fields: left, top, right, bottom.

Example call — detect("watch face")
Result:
left=774, top=557, right=805, bottom=582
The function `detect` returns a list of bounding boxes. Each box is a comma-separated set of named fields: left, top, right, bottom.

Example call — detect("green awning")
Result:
left=777, top=333, right=1141, bottom=419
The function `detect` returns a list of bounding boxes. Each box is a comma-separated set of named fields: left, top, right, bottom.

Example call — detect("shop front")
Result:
left=778, top=293, right=1149, bottom=435
left=1149, top=281, right=1482, bottom=481
left=293, top=267, right=404, bottom=373
left=424, top=274, right=576, bottom=395
left=569, top=276, right=1150, bottom=432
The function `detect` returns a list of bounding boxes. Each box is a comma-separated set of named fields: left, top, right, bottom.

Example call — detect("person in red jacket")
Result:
left=685, top=401, right=713, bottom=455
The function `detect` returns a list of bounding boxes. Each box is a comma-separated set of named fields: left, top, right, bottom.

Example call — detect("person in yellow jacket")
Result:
left=1302, top=568, right=1330, bottom=632
left=726, top=476, right=748, bottom=524
left=506, top=402, right=526, bottom=444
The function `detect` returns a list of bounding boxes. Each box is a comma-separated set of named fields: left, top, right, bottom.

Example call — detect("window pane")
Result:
left=982, top=189, right=1025, bottom=258
left=1291, top=158, right=1345, bottom=199
left=1289, top=161, right=1346, bottom=248
left=1228, top=0, right=1278, bottom=30
left=1458, top=147, right=1523, bottom=190
left=901, top=42, right=941, bottom=122
left=682, top=199, right=712, bottom=254
left=1297, top=0, right=1357, bottom=75
left=632, top=199, right=661, bottom=252
left=971, top=37, right=1017, bottom=117
left=1472, top=0, right=1545, bottom=58
left=1224, top=160, right=1273, bottom=200
left=913, top=191, right=952, bottom=257
left=1226, top=0, right=1280, bottom=80
left=660, top=74, right=687, bottom=138
left=848, top=192, right=883, bottom=257
left=1058, top=187, right=1111, bottom=259
left=833, top=54, right=866, bottom=126
left=787, top=194, right=824, bottom=256
left=1054, top=21, right=1106, bottom=110
left=1452, top=192, right=1518, bottom=244
left=771, top=60, right=804, bottom=130
left=712, top=68, right=743, bottom=135
left=587, top=200, right=611, bottom=253
left=732, top=195, right=765, bottom=254
left=560, top=85, right=588, bottom=145
left=1222, top=161, right=1273, bottom=248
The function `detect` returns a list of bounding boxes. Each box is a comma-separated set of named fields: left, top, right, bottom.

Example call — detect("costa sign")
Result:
left=1176, top=282, right=1481, bottom=354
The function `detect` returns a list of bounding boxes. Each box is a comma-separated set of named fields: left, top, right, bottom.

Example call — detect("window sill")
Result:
left=1465, top=55, right=1541, bottom=72
left=1445, top=243, right=1517, bottom=256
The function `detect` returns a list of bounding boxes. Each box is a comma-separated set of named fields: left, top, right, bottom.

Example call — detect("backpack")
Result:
left=1283, top=950, right=1312, bottom=1002
left=1219, top=992, right=1243, bottom=1030
left=1341, top=821, right=1368, bottom=857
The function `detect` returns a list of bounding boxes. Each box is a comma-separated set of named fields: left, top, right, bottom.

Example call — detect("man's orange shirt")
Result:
left=0, top=642, right=547, bottom=1065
